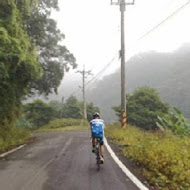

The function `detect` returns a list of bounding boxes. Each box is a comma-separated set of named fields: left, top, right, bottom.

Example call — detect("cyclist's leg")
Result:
left=92, top=137, right=96, bottom=153
left=100, top=137, right=104, bottom=163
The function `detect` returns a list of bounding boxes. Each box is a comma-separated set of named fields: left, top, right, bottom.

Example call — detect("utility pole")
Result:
left=82, top=65, right=87, bottom=120
left=60, top=96, right=64, bottom=118
left=111, top=0, right=135, bottom=128
left=77, top=65, right=91, bottom=120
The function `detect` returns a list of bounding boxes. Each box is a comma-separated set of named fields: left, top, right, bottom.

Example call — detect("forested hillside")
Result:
left=87, top=44, right=190, bottom=122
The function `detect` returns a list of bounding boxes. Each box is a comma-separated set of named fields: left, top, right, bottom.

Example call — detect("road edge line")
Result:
left=104, top=137, right=149, bottom=190
left=0, top=144, right=26, bottom=158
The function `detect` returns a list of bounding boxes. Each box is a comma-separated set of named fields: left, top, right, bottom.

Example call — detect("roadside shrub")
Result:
left=14, top=116, right=33, bottom=129
left=0, top=127, right=30, bottom=152
left=42, top=118, right=89, bottom=129
left=105, top=124, right=190, bottom=190
left=156, top=107, right=190, bottom=137
left=113, top=86, right=169, bottom=130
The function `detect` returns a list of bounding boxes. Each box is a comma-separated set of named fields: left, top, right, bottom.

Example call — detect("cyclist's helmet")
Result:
left=93, top=112, right=100, bottom=119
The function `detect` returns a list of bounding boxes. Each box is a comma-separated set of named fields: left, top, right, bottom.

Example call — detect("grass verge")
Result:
left=0, top=128, right=30, bottom=154
left=105, top=123, right=190, bottom=190
left=36, top=125, right=89, bottom=132
left=35, top=118, right=90, bottom=132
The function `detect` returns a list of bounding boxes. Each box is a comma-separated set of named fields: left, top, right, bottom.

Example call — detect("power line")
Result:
left=69, top=52, right=119, bottom=96
left=136, top=0, right=190, bottom=42
left=67, top=1, right=190, bottom=97
left=86, top=57, right=120, bottom=90
left=86, top=52, right=119, bottom=87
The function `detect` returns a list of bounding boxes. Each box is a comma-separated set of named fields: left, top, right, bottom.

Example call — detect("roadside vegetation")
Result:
left=1, top=2, right=189, bottom=188
left=37, top=118, right=89, bottom=132
left=0, top=1, right=76, bottom=153
left=0, top=1, right=97, bottom=153
left=105, top=124, right=190, bottom=190
left=0, top=95, right=97, bottom=152
left=109, top=86, right=190, bottom=190
left=0, top=128, right=30, bottom=153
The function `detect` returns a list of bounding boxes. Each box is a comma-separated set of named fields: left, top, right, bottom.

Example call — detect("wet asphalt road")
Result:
left=0, top=131, right=139, bottom=190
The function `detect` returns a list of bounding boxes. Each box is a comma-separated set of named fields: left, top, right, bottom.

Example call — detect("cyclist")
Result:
left=90, top=112, right=105, bottom=164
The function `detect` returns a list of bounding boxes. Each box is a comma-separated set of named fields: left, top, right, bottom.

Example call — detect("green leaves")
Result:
left=86, top=102, right=100, bottom=121
left=127, top=87, right=169, bottom=130
left=156, top=107, right=190, bottom=136
left=113, top=86, right=169, bottom=130
left=105, top=124, right=190, bottom=190
left=0, top=1, right=42, bottom=139
left=22, top=1, right=77, bottom=95
left=24, top=100, right=56, bottom=128
left=62, top=96, right=81, bottom=119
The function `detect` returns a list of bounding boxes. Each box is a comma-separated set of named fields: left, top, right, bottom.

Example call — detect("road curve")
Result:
left=0, top=131, right=140, bottom=190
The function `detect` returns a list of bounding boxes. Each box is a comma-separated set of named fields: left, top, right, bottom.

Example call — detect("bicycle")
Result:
left=95, top=138, right=101, bottom=171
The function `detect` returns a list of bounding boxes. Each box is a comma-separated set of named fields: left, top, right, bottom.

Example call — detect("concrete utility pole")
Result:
left=60, top=96, right=64, bottom=118
left=111, top=0, right=135, bottom=128
left=77, top=65, right=91, bottom=120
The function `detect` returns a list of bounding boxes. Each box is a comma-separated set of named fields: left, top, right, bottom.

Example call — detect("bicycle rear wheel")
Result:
left=96, top=142, right=101, bottom=171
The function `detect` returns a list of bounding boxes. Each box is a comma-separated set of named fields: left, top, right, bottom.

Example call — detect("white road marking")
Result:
left=104, top=137, right=149, bottom=190
left=0, top=145, right=26, bottom=158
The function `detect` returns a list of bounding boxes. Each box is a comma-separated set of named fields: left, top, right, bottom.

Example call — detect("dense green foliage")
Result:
left=0, top=1, right=41, bottom=140
left=37, top=118, right=89, bottom=132
left=0, top=127, right=30, bottom=152
left=62, top=96, right=81, bottom=119
left=113, top=86, right=169, bottom=130
left=0, top=0, right=77, bottom=149
left=24, top=99, right=57, bottom=128
left=87, top=102, right=100, bottom=121
left=105, top=124, right=190, bottom=190
left=61, top=96, right=100, bottom=121
left=156, top=107, right=190, bottom=136
left=22, top=97, right=100, bottom=128
left=21, top=0, right=77, bottom=95
left=42, top=118, right=88, bottom=129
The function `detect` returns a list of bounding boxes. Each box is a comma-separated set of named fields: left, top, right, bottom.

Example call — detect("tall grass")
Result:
left=105, top=124, right=190, bottom=190
left=37, top=118, right=89, bottom=131
left=0, top=127, right=30, bottom=152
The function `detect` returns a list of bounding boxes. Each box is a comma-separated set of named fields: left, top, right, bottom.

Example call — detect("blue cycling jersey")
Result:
left=90, top=119, right=105, bottom=138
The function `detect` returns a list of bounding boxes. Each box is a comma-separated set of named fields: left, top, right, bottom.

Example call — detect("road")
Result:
left=0, top=131, right=140, bottom=190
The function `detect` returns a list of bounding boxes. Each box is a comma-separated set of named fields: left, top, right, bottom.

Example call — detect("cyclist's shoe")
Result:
left=92, top=147, right=96, bottom=153
left=100, top=156, right=104, bottom=164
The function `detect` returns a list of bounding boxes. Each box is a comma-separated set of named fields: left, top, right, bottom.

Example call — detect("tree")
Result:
left=87, top=102, right=100, bottom=121
left=62, top=96, right=81, bottom=119
left=61, top=96, right=100, bottom=120
left=156, top=107, right=190, bottom=136
left=24, top=100, right=56, bottom=128
left=19, top=0, right=77, bottom=95
left=113, top=86, right=169, bottom=130
left=0, top=1, right=41, bottom=138
left=48, top=100, right=62, bottom=118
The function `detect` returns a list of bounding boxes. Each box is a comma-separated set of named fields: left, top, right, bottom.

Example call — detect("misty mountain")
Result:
left=86, top=44, right=190, bottom=122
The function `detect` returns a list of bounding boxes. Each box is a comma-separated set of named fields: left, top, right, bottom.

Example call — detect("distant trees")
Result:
left=113, top=86, right=169, bottom=130
left=62, top=96, right=81, bottom=119
left=87, top=102, right=100, bottom=121
left=23, top=96, right=100, bottom=128
left=24, top=100, right=56, bottom=128
left=61, top=96, right=100, bottom=121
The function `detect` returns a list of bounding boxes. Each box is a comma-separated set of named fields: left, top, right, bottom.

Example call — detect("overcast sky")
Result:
left=51, top=0, right=190, bottom=78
